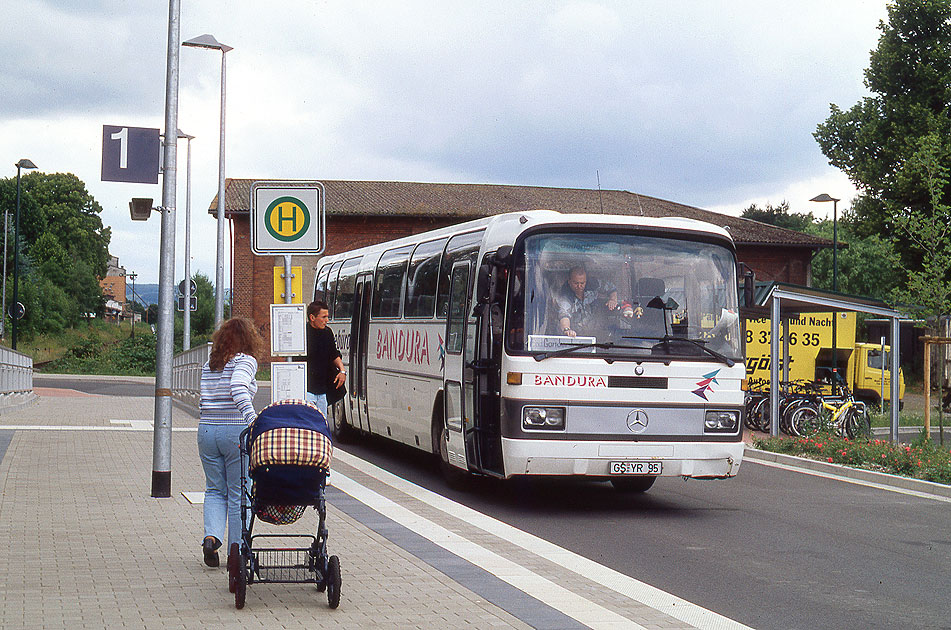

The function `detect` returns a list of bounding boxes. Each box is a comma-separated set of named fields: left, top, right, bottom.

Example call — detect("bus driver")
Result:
left=556, top=266, right=618, bottom=337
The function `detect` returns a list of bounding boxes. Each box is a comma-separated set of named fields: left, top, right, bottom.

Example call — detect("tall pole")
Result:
left=182, top=132, right=193, bottom=350
left=128, top=271, right=137, bottom=339
left=182, top=35, right=231, bottom=327
left=1, top=195, right=8, bottom=340
left=214, top=47, right=228, bottom=327
left=12, top=165, right=22, bottom=350
left=11, top=159, right=36, bottom=349
left=831, top=198, right=838, bottom=392
left=152, top=0, right=181, bottom=498
left=810, top=193, right=841, bottom=393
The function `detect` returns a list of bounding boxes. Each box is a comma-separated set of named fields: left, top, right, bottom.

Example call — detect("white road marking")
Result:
left=332, top=469, right=651, bottom=630
left=746, top=457, right=951, bottom=503
left=334, top=450, right=752, bottom=630
left=0, top=424, right=197, bottom=431
left=182, top=491, right=205, bottom=504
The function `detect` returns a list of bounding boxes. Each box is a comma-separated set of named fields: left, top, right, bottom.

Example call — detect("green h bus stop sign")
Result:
left=251, top=181, right=325, bottom=255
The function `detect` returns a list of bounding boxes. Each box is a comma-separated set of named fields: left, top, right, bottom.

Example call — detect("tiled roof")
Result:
left=211, top=178, right=829, bottom=249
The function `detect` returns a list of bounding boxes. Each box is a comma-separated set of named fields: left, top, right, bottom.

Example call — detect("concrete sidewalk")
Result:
left=0, top=384, right=757, bottom=630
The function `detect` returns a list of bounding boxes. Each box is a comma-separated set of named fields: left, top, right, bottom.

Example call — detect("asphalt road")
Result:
left=36, top=375, right=951, bottom=630
left=337, top=434, right=951, bottom=630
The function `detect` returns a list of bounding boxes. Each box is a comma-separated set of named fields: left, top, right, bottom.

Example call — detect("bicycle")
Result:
left=788, top=386, right=870, bottom=439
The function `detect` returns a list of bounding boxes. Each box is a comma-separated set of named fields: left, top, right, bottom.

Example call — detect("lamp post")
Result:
left=182, top=34, right=231, bottom=328
left=127, top=271, right=137, bottom=339
left=178, top=130, right=194, bottom=350
left=811, top=193, right=841, bottom=391
left=11, top=159, right=37, bottom=349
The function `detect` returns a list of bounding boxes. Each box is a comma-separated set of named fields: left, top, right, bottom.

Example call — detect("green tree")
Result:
left=19, top=172, right=111, bottom=277
left=804, top=217, right=903, bottom=300
left=890, top=133, right=951, bottom=322
left=814, top=0, right=951, bottom=266
left=190, top=272, right=216, bottom=336
left=741, top=201, right=816, bottom=232
left=0, top=172, right=111, bottom=337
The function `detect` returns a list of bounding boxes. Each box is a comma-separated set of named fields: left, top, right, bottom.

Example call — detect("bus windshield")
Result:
left=507, top=231, right=742, bottom=361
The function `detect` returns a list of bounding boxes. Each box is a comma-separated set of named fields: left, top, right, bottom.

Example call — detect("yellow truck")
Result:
left=744, top=312, right=904, bottom=406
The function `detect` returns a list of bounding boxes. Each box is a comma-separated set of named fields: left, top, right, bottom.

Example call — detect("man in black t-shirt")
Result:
left=305, top=300, right=345, bottom=417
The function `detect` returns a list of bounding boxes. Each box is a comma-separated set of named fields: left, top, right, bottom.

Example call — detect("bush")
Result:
left=112, top=334, right=156, bottom=373
left=44, top=330, right=156, bottom=376
left=754, top=431, right=951, bottom=485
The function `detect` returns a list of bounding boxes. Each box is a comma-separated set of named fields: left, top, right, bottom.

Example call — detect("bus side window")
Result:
left=333, top=258, right=361, bottom=320
left=326, top=260, right=343, bottom=318
left=436, top=230, right=484, bottom=318
left=405, top=238, right=447, bottom=318
left=314, top=263, right=332, bottom=304
left=373, top=246, right=412, bottom=319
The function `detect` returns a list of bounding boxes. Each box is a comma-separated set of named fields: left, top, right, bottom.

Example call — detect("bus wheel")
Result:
left=432, top=418, right=468, bottom=489
left=330, top=402, right=356, bottom=443
left=610, top=477, right=656, bottom=493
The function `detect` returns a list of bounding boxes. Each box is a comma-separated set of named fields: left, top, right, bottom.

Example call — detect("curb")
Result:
left=34, top=373, right=156, bottom=384
left=744, top=447, right=951, bottom=499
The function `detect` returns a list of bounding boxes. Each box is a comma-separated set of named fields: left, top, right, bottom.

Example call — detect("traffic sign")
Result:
left=101, top=125, right=160, bottom=184
left=9, top=302, right=24, bottom=320
left=177, top=296, right=197, bottom=312
left=251, top=181, right=325, bottom=255
left=178, top=279, right=197, bottom=296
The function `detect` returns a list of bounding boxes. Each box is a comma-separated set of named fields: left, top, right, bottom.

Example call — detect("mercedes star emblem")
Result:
left=626, top=409, right=649, bottom=433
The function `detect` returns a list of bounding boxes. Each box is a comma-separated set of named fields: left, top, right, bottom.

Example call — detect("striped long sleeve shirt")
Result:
left=199, top=353, right=258, bottom=425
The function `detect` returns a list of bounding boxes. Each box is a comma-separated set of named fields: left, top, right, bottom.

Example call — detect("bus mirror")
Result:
left=494, top=246, right=513, bottom=267
left=737, top=262, right=755, bottom=307
left=477, top=264, right=491, bottom=302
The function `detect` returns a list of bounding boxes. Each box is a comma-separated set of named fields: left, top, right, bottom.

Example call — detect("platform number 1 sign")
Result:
left=101, top=125, right=160, bottom=184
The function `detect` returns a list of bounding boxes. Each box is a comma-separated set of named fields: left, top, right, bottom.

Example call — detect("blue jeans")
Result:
left=197, top=423, right=247, bottom=548
left=306, top=392, right=328, bottom=418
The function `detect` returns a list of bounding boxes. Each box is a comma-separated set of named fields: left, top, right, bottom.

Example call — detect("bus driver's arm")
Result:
left=559, top=316, right=576, bottom=337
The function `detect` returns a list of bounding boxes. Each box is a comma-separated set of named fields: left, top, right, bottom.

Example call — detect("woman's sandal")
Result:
left=202, top=536, right=221, bottom=567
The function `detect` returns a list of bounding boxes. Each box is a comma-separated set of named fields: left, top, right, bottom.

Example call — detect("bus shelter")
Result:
left=746, top=283, right=904, bottom=442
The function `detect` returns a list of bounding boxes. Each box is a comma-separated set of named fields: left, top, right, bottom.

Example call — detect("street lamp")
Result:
left=11, top=158, right=37, bottom=349
left=127, top=271, right=137, bottom=339
left=182, top=33, right=232, bottom=328
left=178, top=130, right=194, bottom=350
left=810, top=193, right=840, bottom=292
left=811, top=193, right=841, bottom=392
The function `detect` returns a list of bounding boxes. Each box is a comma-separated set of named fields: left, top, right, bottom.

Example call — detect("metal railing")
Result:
left=0, top=345, right=34, bottom=411
left=171, top=342, right=211, bottom=407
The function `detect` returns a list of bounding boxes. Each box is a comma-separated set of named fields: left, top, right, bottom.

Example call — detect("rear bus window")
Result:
left=333, top=258, right=361, bottom=320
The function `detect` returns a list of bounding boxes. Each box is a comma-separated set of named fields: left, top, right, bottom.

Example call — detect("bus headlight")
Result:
left=704, top=410, right=739, bottom=432
left=523, top=406, right=566, bottom=431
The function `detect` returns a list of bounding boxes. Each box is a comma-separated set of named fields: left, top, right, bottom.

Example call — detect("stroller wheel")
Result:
left=228, top=543, right=240, bottom=594
left=234, top=553, right=247, bottom=609
left=326, top=555, right=341, bottom=609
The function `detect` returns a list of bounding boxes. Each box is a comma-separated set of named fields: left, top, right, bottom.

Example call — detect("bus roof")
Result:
left=317, top=210, right=735, bottom=265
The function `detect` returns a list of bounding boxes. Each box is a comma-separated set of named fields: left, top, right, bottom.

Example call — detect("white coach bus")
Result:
left=314, top=211, right=744, bottom=491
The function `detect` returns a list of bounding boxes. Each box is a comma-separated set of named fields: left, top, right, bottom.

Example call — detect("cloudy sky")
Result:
left=2, top=1, right=889, bottom=284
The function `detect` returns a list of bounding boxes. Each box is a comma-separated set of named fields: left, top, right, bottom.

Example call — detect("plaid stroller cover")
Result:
left=248, top=400, right=333, bottom=525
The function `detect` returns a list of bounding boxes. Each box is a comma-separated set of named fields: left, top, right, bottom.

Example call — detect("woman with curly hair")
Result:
left=198, top=317, right=263, bottom=567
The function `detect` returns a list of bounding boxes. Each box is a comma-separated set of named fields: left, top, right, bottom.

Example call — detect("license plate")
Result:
left=610, top=461, right=662, bottom=475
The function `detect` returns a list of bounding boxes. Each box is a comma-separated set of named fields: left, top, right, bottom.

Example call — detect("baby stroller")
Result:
left=231, top=400, right=342, bottom=610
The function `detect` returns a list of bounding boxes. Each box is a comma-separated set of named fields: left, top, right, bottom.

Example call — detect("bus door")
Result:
left=442, top=261, right=470, bottom=471
left=465, top=252, right=505, bottom=477
left=349, top=273, right=373, bottom=433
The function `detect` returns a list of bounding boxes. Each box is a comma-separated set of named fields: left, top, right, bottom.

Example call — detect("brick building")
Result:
left=209, top=179, right=829, bottom=336
left=99, top=255, right=126, bottom=322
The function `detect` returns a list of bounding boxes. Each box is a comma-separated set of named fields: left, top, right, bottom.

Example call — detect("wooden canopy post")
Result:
left=921, top=335, right=951, bottom=443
